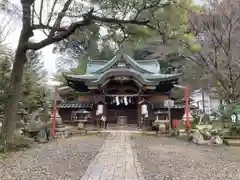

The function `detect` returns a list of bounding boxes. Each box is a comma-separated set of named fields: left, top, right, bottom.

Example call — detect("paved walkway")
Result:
left=80, top=132, right=144, bottom=180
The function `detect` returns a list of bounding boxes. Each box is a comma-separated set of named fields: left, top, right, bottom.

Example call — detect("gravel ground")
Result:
left=0, top=133, right=108, bottom=180
left=132, top=135, right=240, bottom=180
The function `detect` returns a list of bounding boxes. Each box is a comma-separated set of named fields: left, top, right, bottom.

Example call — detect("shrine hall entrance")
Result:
left=102, top=78, right=142, bottom=129
left=105, top=96, right=138, bottom=128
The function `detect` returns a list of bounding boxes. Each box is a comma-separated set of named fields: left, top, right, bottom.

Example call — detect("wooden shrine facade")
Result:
left=57, top=53, right=187, bottom=129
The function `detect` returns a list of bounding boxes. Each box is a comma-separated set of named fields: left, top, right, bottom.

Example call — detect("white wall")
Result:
left=190, top=90, right=220, bottom=114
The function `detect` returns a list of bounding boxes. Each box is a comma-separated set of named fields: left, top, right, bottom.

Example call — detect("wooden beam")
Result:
left=103, top=93, right=169, bottom=97
left=103, top=86, right=139, bottom=92
left=103, top=94, right=146, bottom=97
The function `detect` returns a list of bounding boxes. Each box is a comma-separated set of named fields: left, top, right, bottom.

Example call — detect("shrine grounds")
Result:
left=1, top=132, right=240, bottom=180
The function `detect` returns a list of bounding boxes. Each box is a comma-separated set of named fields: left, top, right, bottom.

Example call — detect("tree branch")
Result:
left=91, top=15, right=149, bottom=25
left=49, top=0, right=73, bottom=37
left=28, top=19, right=91, bottom=50
left=32, top=24, right=66, bottom=31
left=134, top=0, right=171, bottom=20
left=28, top=13, right=150, bottom=50
left=39, top=0, right=44, bottom=25
left=47, top=0, right=58, bottom=26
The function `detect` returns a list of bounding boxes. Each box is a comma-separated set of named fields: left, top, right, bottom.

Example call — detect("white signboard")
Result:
left=164, top=100, right=174, bottom=107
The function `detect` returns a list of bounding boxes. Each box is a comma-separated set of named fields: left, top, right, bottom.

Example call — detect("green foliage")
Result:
left=52, top=72, right=67, bottom=84
left=126, top=25, right=152, bottom=40
left=218, top=104, right=235, bottom=122
left=116, top=0, right=194, bottom=60
left=0, top=46, right=46, bottom=114
left=191, top=4, right=201, bottom=12
left=183, top=33, right=201, bottom=52
left=70, top=56, right=89, bottom=74
left=49, top=0, right=204, bottom=96
left=228, top=124, right=240, bottom=136
left=54, top=27, right=115, bottom=74
left=53, top=0, right=194, bottom=71
left=20, top=50, right=46, bottom=112
left=0, top=44, right=13, bottom=114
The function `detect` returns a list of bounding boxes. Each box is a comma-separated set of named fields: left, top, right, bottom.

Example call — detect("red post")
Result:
left=185, top=86, right=190, bottom=129
left=52, top=89, right=57, bottom=137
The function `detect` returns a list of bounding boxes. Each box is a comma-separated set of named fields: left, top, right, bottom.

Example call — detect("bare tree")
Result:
left=0, top=0, right=173, bottom=139
left=0, top=0, right=17, bottom=44
left=0, top=16, right=13, bottom=44
left=187, top=0, right=240, bottom=103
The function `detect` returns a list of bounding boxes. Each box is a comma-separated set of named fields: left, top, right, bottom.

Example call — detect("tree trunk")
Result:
left=1, top=0, right=32, bottom=139
left=1, top=47, right=27, bottom=140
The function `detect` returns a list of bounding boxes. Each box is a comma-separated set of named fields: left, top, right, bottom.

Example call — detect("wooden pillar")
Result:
left=137, top=96, right=141, bottom=129
left=103, top=99, right=107, bottom=129
left=90, top=90, right=95, bottom=128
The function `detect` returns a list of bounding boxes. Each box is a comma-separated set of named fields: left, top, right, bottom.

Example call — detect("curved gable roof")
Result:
left=137, top=60, right=160, bottom=74
left=89, top=68, right=156, bottom=85
left=86, top=60, right=107, bottom=74
left=89, top=53, right=156, bottom=74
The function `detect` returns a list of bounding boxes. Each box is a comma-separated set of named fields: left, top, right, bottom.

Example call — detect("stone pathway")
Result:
left=80, top=132, right=144, bottom=180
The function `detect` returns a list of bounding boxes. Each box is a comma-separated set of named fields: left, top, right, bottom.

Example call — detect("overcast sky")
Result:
left=3, top=0, right=60, bottom=77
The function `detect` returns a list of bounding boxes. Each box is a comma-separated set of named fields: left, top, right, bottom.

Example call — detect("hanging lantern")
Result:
left=141, top=104, right=148, bottom=115
left=96, top=104, right=103, bottom=115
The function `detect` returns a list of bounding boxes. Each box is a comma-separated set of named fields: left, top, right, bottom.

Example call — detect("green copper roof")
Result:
left=64, top=68, right=181, bottom=85
left=86, top=53, right=160, bottom=74
left=64, top=53, right=181, bottom=87
left=86, top=60, right=106, bottom=74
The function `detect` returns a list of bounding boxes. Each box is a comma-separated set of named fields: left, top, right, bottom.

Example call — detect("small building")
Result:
left=57, top=53, right=188, bottom=129
left=190, top=89, right=221, bottom=114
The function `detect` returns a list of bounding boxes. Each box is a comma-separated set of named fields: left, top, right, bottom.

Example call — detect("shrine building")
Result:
left=57, top=53, right=188, bottom=130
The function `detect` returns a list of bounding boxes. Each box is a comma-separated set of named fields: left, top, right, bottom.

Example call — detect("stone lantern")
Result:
left=55, top=111, right=64, bottom=128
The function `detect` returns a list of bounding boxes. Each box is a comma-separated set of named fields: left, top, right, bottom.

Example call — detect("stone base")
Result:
left=77, top=122, right=85, bottom=130
left=223, top=139, right=240, bottom=146
left=70, top=129, right=87, bottom=135
left=55, top=131, right=71, bottom=139
left=56, top=124, right=65, bottom=128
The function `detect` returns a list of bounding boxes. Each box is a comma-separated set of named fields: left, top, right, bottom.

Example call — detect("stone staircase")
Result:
left=106, top=123, right=138, bottom=130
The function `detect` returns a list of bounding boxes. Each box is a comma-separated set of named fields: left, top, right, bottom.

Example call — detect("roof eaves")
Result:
left=144, top=73, right=181, bottom=80
left=64, top=73, right=97, bottom=81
